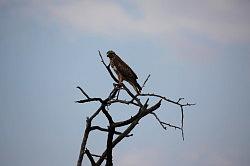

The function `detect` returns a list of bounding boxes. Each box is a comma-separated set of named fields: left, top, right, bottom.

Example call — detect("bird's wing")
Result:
left=114, top=55, right=138, bottom=80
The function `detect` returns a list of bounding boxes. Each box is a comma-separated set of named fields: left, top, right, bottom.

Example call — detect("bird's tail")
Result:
left=131, top=81, right=142, bottom=94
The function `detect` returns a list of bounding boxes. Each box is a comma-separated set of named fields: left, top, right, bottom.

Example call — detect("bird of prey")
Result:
left=107, top=50, right=142, bottom=94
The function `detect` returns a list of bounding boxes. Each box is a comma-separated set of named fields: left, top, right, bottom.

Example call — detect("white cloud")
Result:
left=3, top=0, right=250, bottom=43
left=179, top=143, right=248, bottom=166
left=113, top=142, right=248, bottom=166
left=48, top=0, right=250, bottom=43
left=7, top=0, right=248, bottom=58
left=49, top=1, right=141, bottom=36
left=116, top=147, right=164, bottom=166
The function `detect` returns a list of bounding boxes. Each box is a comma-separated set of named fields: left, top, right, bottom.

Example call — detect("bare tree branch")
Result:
left=150, top=112, right=182, bottom=130
left=75, top=98, right=103, bottom=104
left=98, top=50, right=118, bottom=83
left=180, top=106, right=185, bottom=141
left=140, top=93, right=195, bottom=107
left=76, top=51, right=195, bottom=166
left=77, top=86, right=90, bottom=99
left=90, top=126, right=133, bottom=137
left=141, top=74, right=151, bottom=89
left=91, top=154, right=106, bottom=159
left=106, top=125, right=115, bottom=166
left=85, top=148, right=96, bottom=165
left=107, top=99, right=139, bottom=107
left=77, top=117, right=91, bottom=166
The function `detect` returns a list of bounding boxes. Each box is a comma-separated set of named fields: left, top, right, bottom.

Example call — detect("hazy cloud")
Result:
left=4, top=0, right=249, bottom=58
left=116, top=147, right=164, bottom=166
left=48, top=0, right=250, bottom=43
left=180, top=143, right=247, bottom=166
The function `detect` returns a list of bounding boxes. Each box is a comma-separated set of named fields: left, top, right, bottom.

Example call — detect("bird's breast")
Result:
left=112, top=65, right=117, bottom=71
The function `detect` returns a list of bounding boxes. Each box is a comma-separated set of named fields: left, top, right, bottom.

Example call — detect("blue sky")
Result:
left=0, top=0, right=250, bottom=166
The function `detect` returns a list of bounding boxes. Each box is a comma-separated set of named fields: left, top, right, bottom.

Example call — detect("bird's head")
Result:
left=107, top=50, right=116, bottom=59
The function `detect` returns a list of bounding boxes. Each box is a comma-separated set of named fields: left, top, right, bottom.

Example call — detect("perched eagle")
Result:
left=107, top=50, right=142, bottom=94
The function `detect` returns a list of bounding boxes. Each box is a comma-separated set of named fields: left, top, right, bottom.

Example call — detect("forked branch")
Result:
left=76, top=51, right=195, bottom=166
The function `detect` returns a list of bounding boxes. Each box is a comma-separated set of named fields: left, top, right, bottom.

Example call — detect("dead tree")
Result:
left=75, top=51, right=195, bottom=166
